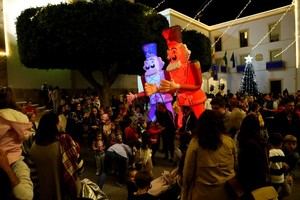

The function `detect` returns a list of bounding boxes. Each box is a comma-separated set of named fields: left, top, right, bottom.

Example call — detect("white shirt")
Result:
left=107, top=143, right=132, bottom=159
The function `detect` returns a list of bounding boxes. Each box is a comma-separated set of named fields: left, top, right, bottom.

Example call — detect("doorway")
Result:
left=270, top=80, right=282, bottom=96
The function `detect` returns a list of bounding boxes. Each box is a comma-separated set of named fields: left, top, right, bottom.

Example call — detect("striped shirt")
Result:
left=269, top=148, right=285, bottom=184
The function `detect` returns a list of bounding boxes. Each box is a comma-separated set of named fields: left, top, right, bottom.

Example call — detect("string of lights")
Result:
left=153, top=0, right=166, bottom=11
left=211, top=0, right=252, bottom=48
left=251, top=0, right=295, bottom=51
left=183, top=0, right=214, bottom=30
left=274, top=34, right=300, bottom=58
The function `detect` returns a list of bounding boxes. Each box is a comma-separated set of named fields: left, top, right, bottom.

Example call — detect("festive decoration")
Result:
left=240, top=55, right=259, bottom=95
left=127, top=42, right=173, bottom=122
left=212, top=0, right=252, bottom=48
left=145, top=25, right=206, bottom=127
left=153, top=0, right=166, bottom=10
left=245, top=54, right=253, bottom=64
left=183, top=0, right=214, bottom=30
left=252, top=0, right=295, bottom=51
left=274, top=37, right=298, bottom=58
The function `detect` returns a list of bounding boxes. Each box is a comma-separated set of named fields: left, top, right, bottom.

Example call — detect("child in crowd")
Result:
left=146, top=122, right=163, bottom=165
left=0, top=87, right=34, bottom=199
left=268, top=133, right=286, bottom=198
left=132, top=170, right=157, bottom=200
left=134, top=133, right=153, bottom=175
left=127, top=169, right=138, bottom=200
left=23, top=100, right=37, bottom=115
left=102, top=113, right=115, bottom=147
left=92, top=133, right=106, bottom=176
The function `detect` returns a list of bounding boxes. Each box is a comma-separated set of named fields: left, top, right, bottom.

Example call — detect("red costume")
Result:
left=166, top=60, right=206, bottom=118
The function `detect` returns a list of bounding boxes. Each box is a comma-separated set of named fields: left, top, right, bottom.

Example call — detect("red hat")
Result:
left=162, top=25, right=182, bottom=46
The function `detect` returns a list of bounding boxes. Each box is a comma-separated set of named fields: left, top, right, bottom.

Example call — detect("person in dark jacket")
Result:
left=155, top=102, right=176, bottom=162
left=237, top=113, right=270, bottom=195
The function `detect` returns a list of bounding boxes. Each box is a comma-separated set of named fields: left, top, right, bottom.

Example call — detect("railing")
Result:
left=266, top=60, right=284, bottom=70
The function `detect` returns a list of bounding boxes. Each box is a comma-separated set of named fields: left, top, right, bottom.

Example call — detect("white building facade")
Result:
left=160, top=4, right=298, bottom=95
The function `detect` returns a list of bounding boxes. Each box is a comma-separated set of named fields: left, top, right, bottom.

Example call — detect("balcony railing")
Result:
left=220, top=66, right=227, bottom=73
left=236, top=65, right=245, bottom=73
left=266, top=60, right=284, bottom=70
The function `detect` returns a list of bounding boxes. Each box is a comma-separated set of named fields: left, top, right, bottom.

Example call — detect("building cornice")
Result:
left=159, top=8, right=211, bottom=30
left=159, top=4, right=293, bottom=32
left=210, top=5, right=294, bottom=30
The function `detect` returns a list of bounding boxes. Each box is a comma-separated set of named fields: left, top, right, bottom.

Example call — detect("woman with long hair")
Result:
left=86, top=106, right=101, bottom=147
left=237, top=113, right=270, bottom=195
left=181, top=110, right=236, bottom=200
left=30, top=111, right=83, bottom=200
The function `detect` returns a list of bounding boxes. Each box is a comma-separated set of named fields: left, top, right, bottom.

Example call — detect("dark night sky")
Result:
left=136, top=0, right=293, bottom=25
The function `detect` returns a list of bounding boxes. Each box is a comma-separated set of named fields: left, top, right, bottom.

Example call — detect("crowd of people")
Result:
left=1, top=81, right=300, bottom=200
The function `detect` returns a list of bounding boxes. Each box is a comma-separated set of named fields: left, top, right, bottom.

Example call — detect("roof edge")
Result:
left=210, top=4, right=294, bottom=30
left=159, top=4, right=293, bottom=31
left=159, top=8, right=211, bottom=30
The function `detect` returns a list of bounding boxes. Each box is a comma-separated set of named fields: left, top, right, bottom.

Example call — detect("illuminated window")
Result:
left=270, top=49, right=282, bottom=62
left=269, top=22, right=280, bottom=42
left=239, top=30, right=248, bottom=47
left=214, top=36, right=222, bottom=52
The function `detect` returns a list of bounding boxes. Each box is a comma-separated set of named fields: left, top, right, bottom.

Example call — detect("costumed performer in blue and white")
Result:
left=127, top=42, right=174, bottom=122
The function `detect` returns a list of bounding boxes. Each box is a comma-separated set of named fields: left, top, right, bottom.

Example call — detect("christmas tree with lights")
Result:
left=240, top=55, right=259, bottom=95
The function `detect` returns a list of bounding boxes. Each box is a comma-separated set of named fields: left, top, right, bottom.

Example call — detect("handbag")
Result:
left=148, top=176, right=170, bottom=196
left=251, top=186, right=278, bottom=200
left=80, top=178, right=109, bottom=200
left=148, top=170, right=177, bottom=197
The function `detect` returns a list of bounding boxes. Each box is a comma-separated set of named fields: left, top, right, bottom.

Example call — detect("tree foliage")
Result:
left=182, top=30, right=211, bottom=72
left=16, top=0, right=169, bottom=76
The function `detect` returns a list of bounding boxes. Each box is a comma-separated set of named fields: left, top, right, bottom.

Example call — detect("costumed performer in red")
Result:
left=127, top=42, right=174, bottom=122
left=145, top=25, right=206, bottom=127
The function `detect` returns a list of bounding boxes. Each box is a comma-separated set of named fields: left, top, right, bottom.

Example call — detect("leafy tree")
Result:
left=182, top=30, right=211, bottom=72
